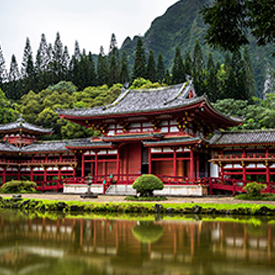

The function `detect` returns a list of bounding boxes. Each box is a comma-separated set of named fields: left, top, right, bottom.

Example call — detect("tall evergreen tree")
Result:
left=172, top=46, right=185, bottom=84
left=21, top=38, right=33, bottom=77
left=184, top=51, right=192, bottom=77
left=87, top=51, right=97, bottom=86
left=97, top=46, right=109, bottom=86
left=146, top=50, right=157, bottom=82
left=192, top=39, right=205, bottom=96
left=231, top=50, right=248, bottom=99
left=108, top=34, right=120, bottom=86
left=206, top=52, right=218, bottom=102
left=243, top=46, right=256, bottom=99
left=74, top=40, right=81, bottom=62
left=156, top=52, right=165, bottom=83
left=62, top=46, right=70, bottom=80
left=132, top=37, right=146, bottom=80
left=51, top=32, right=64, bottom=83
left=0, top=44, right=7, bottom=88
left=120, top=51, right=130, bottom=85
left=35, top=34, right=49, bottom=90
left=21, top=38, right=35, bottom=94
left=7, top=55, right=21, bottom=99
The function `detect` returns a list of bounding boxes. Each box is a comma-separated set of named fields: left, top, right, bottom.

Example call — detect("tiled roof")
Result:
left=58, top=82, right=197, bottom=117
left=210, top=130, right=275, bottom=146
left=0, top=143, right=20, bottom=152
left=65, top=140, right=114, bottom=149
left=103, top=133, right=163, bottom=142
left=0, top=116, right=52, bottom=135
left=0, top=138, right=91, bottom=153
left=143, top=136, right=206, bottom=147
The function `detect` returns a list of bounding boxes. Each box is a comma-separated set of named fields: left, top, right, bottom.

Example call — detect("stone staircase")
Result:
left=105, top=184, right=136, bottom=196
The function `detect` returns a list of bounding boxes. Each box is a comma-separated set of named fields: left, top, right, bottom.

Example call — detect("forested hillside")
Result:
left=121, top=0, right=275, bottom=96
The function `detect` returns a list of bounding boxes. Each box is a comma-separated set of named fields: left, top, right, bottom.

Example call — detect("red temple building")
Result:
left=0, top=81, right=275, bottom=195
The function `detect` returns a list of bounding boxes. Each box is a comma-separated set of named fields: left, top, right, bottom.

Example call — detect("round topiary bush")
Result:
left=0, top=180, right=37, bottom=193
left=132, top=174, right=164, bottom=197
left=243, top=182, right=266, bottom=197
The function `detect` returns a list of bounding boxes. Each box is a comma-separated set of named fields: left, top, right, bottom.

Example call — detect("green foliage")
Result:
left=243, top=182, right=266, bottom=197
left=201, top=0, right=275, bottom=53
left=132, top=174, right=164, bottom=197
left=0, top=89, right=19, bottom=123
left=0, top=180, right=37, bottom=193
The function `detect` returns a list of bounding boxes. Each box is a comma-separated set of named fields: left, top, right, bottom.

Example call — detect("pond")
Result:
left=0, top=210, right=275, bottom=275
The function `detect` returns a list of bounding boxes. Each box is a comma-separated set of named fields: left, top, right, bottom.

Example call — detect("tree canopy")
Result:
left=201, top=0, right=275, bottom=53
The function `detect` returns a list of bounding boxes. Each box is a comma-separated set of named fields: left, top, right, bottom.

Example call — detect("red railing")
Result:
left=35, top=179, right=64, bottom=192
left=212, top=153, right=275, bottom=160
left=0, top=159, right=76, bottom=165
left=30, top=174, right=275, bottom=196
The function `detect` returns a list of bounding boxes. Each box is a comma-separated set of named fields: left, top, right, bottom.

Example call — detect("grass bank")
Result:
left=1, top=196, right=275, bottom=216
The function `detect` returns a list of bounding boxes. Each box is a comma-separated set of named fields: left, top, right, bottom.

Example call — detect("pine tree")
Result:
left=146, top=50, right=157, bottom=82
left=21, top=37, right=33, bottom=77
left=21, top=38, right=35, bottom=94
left=156, top=52, right=165, bottom=83
left=97, top=46, right=109, bottom=86
left=0, top=44, right=7, bottom=88
left=62, top=46, right=70, bottom=80
left=87, top=51, right=97, bottom=86
left=243, top=46, right=256, bottom=99
left=132, top=37, right=146, bottom=80
left=192, top=39, right=205, bottom=96
left=231, top=50, right=248, bottom=99
left=120, top=51, right=130, bottom=85
left=7, top=55, right=21, bottom=99
left=35, top=34, right=49, bottom=90
left=172, top=46, right=185, bottom=84
left=51, top=32, right=64, bottom=83
left=184, top=51, right=192, bottom=77
left=108, top=34, right=120, bottom=86
left=74, top=40, right=81, bottom=62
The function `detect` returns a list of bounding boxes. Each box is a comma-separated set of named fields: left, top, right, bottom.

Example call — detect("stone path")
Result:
left=2, top=193, right=275, bottom=205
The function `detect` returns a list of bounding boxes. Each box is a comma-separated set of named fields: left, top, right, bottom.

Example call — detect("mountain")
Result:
left=120, top=0, right=275, bottom=96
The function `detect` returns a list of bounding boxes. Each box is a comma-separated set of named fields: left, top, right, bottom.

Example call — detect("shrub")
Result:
left=132, top=174, right=164, bottom=197
left=243, top=182, right=266, bottom=197
left=0, top=180, right=37, bottom=193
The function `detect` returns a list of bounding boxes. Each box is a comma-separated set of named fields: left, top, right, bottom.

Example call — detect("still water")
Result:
left=0, top=210, right=275, bottom=275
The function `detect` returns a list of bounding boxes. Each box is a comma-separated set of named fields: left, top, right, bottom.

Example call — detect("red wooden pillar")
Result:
left=196, top=153, right=200, bottom=179
left=95, top=151, right=98, bottom=181
left=242, top=161, right=246, bottom=182
left=30, top=167, right=34, bottom=181
left=190, top=148, right=194, bottom=183
left=43, top=166, right=47, bottom=182
left=266, top=162, right=271, bottom=193
left=81, top=152, right=85, bottom=178
left=148, top=148, right=152, bottom=174
left=3, top=166, right=7, bottom=185
left=173, top=148, right=177, bottom=177
left=116, top=149, right=120, bottom=181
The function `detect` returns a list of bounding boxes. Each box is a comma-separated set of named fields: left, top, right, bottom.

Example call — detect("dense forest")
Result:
left=1, top=0, right=275, bottom=140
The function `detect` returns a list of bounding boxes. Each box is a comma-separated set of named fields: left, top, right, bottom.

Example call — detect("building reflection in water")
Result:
left=0, top=212, right=274, bottom=275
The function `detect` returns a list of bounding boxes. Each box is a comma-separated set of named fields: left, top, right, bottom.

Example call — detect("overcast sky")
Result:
left=0, top=0, right=179, bottom=67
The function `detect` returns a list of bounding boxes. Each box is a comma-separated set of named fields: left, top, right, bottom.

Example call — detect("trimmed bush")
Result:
left=132, top=174, right=164, bottom=197
left=0, top=180, right=37, bottom=193
left=243, top=182, right=266, bottom=197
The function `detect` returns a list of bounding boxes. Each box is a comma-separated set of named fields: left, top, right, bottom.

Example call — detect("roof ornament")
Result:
left=17, top=114, right=25, bottom=124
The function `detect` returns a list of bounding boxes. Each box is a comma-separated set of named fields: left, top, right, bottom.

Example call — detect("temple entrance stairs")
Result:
left=105, top=184, right=136, bottom=196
